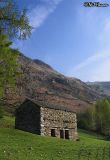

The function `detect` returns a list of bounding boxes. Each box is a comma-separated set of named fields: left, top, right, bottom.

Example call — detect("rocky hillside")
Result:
left=87, top=81, right=110, bottom=96
left=4, top=53, right=104, bottom=114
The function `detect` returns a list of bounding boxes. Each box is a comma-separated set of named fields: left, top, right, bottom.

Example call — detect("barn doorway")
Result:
left=65, top=130, right=69, bottom=139
left=51, top=129, right=56, bottom=137
left=60, top=130, right=64, bottom=139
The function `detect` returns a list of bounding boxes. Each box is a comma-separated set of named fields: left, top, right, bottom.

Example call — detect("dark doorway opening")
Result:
left=65, top=130, right=69, bottom=139
left=60, top=130, right=64, bottom=139
left=51, top=129, right=56, bottom=137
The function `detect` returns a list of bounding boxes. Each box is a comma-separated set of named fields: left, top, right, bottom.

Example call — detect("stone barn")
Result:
left=15, top=99, right=78, bottom=140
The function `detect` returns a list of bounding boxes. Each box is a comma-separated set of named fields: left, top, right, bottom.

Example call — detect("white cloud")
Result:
left=67, top=5, right=110, bottom=82
left=28, top=0, right=63, bottom=29
left=70, top=51, right=110, bottom=72
left=67, top=48, right=110, bottom=82
left=66, top=55, right=110, bottom=82
left=90, top=58, right=110, bottom=81
left=104, top=18, right=110, bottom=32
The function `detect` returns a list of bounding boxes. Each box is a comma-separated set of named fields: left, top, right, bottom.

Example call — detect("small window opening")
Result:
left=51, top=129, right=56, bottom=137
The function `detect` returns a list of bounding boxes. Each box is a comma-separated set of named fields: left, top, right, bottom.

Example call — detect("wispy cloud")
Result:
left=67, top=49, right=110, bottom=82
left=90, top=58, right=110, bottom=81
left=28, top=0, right=63, bottom=29
left=67, top=5, right=110, bottom=82
left=72, top=51, right=110, bottom=72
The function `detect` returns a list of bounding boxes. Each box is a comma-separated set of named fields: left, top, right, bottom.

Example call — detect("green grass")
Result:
left=0, top=116, right=110, bottom=160
left=0, top=116, right=15, bottom=128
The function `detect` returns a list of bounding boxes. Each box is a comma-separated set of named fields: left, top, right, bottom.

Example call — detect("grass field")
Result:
left=0, top=116, right=110, bottom=160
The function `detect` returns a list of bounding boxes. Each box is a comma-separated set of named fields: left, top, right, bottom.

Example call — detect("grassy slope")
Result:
left=0, top=117, right=110, bottom=160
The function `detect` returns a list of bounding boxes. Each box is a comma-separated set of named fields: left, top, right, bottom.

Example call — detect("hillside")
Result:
left=87, top=81, right=110, bottom=96
left=4, top=53, right=104, bottom=114
left=0, top=116, right=109, bottom=160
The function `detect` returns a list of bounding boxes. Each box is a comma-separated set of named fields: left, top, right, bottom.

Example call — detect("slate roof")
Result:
left=19, top=98, right=76, bottom=113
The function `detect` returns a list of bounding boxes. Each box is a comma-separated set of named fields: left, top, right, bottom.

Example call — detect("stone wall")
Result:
left=15, top=100, right=41, bottom=134
left=40, top=107, right=78, bottom=140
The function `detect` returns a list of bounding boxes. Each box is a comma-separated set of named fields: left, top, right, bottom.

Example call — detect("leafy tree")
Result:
left=0, top=33, right=19, bottom=106
left=78, top=99, right=110, bottom=136
left=0, top=0, right=32, bottom=39
left=95, top=99, right=110, bottom=135
left=78, top=106, right=96, bottom=131
left=0, top=0, right=32, bottom=111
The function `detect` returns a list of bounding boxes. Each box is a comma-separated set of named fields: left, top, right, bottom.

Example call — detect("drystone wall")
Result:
left=40, top=107, right=78, bottom=140
left=15, top=101, right=41, bottom=134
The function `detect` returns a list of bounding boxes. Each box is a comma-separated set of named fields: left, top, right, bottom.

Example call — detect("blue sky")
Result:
left=14, top=0, right=110, bottom=82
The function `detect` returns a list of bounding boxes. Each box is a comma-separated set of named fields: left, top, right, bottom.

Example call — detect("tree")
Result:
left=95, top=99, right=110, bottom=135
left=78, top=105, right=96, bottom=131
left=0, top=0, right=32, bottom=100
left=0, top=33, right=19, bottom=99
left=78, top=99, right=110, bottom=136
left=0, top=0, right=32, bottom=39
left=0, top=0, right=32, bottom=116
